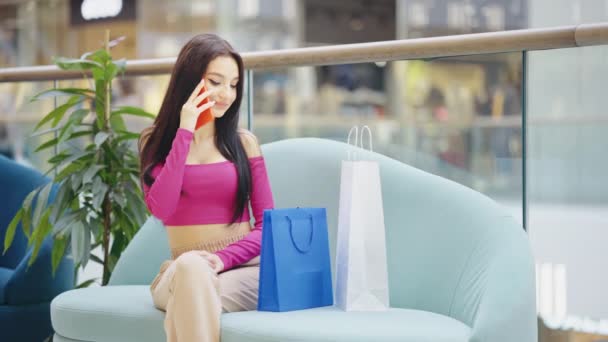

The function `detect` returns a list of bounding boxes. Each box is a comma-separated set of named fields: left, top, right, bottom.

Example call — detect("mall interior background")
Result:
left=0, top=0, right=607, bottom=333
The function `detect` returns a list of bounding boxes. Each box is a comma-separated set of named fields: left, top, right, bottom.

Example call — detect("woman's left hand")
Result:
left=197, top=251, right=224, bottom=273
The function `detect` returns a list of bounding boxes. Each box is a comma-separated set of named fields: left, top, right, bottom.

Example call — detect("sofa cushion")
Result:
left=52, top=286, right=165, bottom=342
left=52, top=334, right=82, bottom=342
left=222, top=306, right=471, bottom=342
left=0, top=267, right=13, bottom=304
left=52, top=285, right=471, bottom=342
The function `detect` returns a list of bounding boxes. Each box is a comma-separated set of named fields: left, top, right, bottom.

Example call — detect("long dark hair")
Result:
left=139, top=34, right=250, bottom=223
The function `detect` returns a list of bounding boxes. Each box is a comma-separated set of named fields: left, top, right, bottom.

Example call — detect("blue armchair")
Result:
left=50, top=138, right=536, bottom=341
left=0, top=156, right=75, bottom=342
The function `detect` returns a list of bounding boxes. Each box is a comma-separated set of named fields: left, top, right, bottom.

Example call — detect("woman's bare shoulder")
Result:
left=237, top=128, right=261, bottom=158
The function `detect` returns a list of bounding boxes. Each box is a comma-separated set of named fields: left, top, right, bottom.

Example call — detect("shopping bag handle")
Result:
left=347, top=126, right=359, bottom=161
left=346, top=125, right=374, bottom=160
left=286, top=214, right=314, bottom=253
left=360, top=125, right=373, bottom=152
left=347, top=126, right=359, bottom=147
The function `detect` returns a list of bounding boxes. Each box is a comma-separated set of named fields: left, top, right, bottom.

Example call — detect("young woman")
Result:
left=139, top=34, right=274, bottom=342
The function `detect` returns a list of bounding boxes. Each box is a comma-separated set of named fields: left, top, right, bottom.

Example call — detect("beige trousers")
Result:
left=150, top=232, right=260, bottom=342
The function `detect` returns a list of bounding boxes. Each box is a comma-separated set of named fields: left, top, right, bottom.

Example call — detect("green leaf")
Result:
left=57, top=109, right=88, bottom=143
left=91, top=178, right=109, bottom=209
left=81, top=222, right=92, bottom=267
left=70, top=172, right=83, bottom=191
left=57, top=120, right=75, bottom=145
left=52, top=210, right=81, bottom=235
left=48, top=152, right=71, bottom=165
left=35, top=95, right=83, bottom=130
left=105, top=62, right=119, bottom=81
left=53, top=97, right=84, bottom=127
left=58, top=150, right=93, bottom=170
left=111, top=106, right=155, bottom=119
left=71, top=221, right=85, bottom=265
left=129, top=173, right=142, bottom=188
left=30, top=125, right=63, bottom=138
left=116, top=211, right=137, bottom=238
left=115, top=131, right=141, bottom=143
left=92, top=67, right=105, bottom=82
left=28, top=209, right=52, bottom=266
left=101, top=143, right=121, bottom=163
left=49, top=182, right=74, bottom=223
left=70, top=220, right=91, bottom=268
left=34, top=137, right=59, bottom=152
left=68, top=108, right=90, bottom=125
left=94, top=131, right=110, bottom=147
left=125, top=196, right=147, bottom=228
left=3, top=209, right=22, bottom=254
left=32, top=182, right=53, bottom=233
left=54, top=57, right=102, bottom=70
left=89, top=221, right=102, bottom=241
left=21, top=188, right=39, bottom=238
left=110, top=114, right=126, bottom=132
left=114, top=191, right=127, bottom=209
left=83, top=165, right=104, bottom=184
left=67, top=130, right=93, bottom=140
left=89, top=253, right=103, bottom=265
left=51, top=235, right=67, bottom=276
left=107, top=254, right=119, bottom=275
left=76, top=278, right=98, bottom=288
left=90, top=49, right=111, bottom=64
left=56, top=162, right=82, bottom=182
left=36, top=130, right=92, bottom=153
left=22, top=206, right=32, bottom=240
left=108, top=231, right=127, bottom=272
left=31, top=88, right=94, bottom=102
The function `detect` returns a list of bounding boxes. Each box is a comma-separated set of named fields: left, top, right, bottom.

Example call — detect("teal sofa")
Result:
left=0, top=155, right=75, bottom=342
left=51, top=138, right=537, bottom=341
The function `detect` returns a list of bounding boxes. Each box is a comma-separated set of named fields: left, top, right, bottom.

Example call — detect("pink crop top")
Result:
left=143, top=128, right=275, bottom=271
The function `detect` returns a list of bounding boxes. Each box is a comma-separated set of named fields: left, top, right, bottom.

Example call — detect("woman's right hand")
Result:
left=179, top=79, right=216, bottom=132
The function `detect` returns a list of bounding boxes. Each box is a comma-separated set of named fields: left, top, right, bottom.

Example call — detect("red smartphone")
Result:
left=195, top=85, right=214, bottom=130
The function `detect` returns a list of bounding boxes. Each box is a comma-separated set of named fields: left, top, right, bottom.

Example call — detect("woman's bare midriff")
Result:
left=166, top=222, right=252, bottom=256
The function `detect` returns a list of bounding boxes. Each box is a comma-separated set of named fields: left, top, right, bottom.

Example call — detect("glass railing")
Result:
left=0, top=81, right=55, bottom=169
left=248, top=52, right=525, bottom=224
left=1, top=23, right=608, bottom=330
left=528, top=45, right=608, bottom=325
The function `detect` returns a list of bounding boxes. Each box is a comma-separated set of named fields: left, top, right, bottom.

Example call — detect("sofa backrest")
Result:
left=0, top=156, right=51, bottom=269
left=109, top=216, right=169, bottom=285
left=110, top=138, right=532, bottom=327
left=261, top=138, right=531, bottom=327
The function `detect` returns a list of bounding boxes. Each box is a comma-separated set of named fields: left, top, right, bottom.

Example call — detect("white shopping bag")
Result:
left=335, top=126, right=390, bottom=311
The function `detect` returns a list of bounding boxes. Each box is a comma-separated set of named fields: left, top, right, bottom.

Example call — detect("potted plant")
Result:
left=3, top=32, right=154, bottom=286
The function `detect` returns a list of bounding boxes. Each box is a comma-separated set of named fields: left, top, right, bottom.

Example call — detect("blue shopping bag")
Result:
left=257, top=207, right=333, bottom=312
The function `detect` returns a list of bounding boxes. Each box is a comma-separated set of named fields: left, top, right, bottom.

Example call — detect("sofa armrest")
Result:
left=469, top=222, right=537, bottom=342
left=5, top=236, right=74, bottom=305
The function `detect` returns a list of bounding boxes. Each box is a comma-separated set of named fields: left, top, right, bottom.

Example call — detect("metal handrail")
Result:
left=1, top=23, right=608, bottom=82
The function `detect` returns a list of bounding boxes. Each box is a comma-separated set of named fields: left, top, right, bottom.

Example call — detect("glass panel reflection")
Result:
left=251, top=53, right=523, bottom=219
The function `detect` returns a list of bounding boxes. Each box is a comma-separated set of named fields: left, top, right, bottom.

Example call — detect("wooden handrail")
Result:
left=1, top=23, right=608, bottom=82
